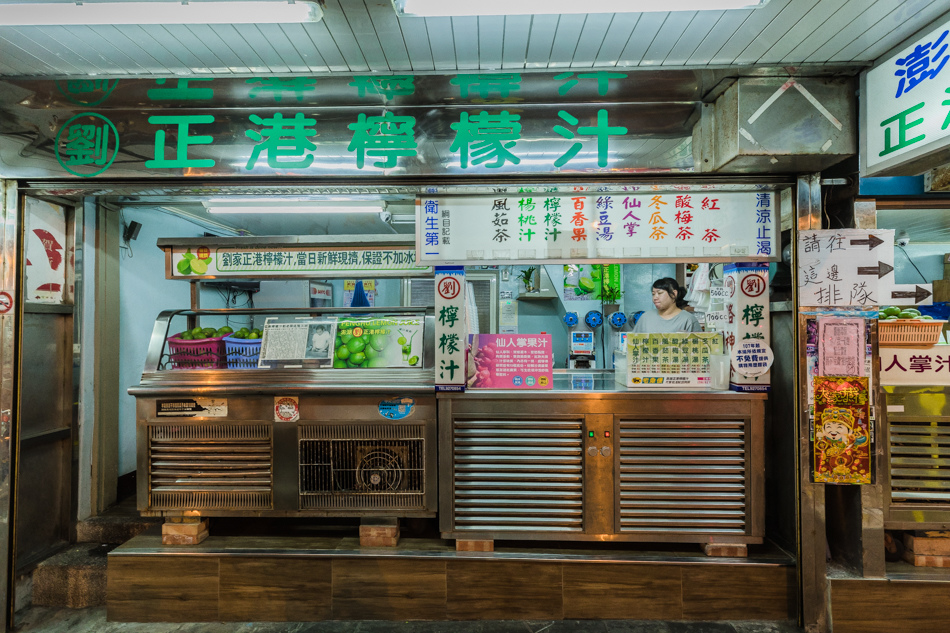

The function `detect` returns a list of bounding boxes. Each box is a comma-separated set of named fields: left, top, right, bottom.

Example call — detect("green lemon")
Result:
left=179, top=332, right=193, bottom=340
left=883, top=306, right=902, bottom=317
left=397, top=336, right=407, bottom=345
left=176, top=259, right=192, bottom=275
left=336, top=346, right=350, bottom=360
left=364, top=345, right=379, bottom=360
left=335, top=335, right=343, bottom=348
left=408, top=355, right=419, bottom=366
left=370, top=334, right=389, bottom=351
left=333, top=359, right=347, bottom=369
left=341, top=333, right=353, bottom=344
left=345, top=337, right=366, bottom=354
left=349, top=352, right=366, bottom=365
left=247, top=332, right=261, bottom=340
left=190, top=258, right=209, bottom=274
left=345, top=359, right=360, bottom=368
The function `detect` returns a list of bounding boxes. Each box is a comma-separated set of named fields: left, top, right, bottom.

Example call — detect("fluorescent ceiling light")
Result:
left=393, top=0, right=768, bottom=16
left=0, top=1, right=324, bottom=26
left=206, top=205, right=384, bottom=214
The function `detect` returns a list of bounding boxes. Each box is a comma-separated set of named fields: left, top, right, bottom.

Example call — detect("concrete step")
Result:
left=75, top=514, right=161, bottom=545
left=31, top=544, right=113, bottom=609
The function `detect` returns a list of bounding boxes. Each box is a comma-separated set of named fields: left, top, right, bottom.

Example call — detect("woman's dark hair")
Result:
left=652, top=277, right=688, bottom=309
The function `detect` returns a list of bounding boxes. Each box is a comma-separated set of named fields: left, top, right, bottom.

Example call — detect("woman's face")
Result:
left=652, top=287, right=676, bottom=312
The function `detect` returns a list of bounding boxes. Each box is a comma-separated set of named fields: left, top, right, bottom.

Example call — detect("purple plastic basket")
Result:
left=166, top=333, right=227, bottom=369
left=224, top=334, right=262, bottom=369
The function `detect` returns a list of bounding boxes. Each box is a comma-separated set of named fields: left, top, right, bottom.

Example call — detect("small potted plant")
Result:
left=517, top=267, right=537, bottom=293
left=600, top=285, right=624, bottom=313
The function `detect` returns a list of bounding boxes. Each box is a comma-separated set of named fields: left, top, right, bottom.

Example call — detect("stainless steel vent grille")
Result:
left=299, top=424, right=426, bottom=511
left=148, top=425, right=272, bottom=511
left=890, top=417, right=950, bottom=504
left=618, top=420, right=746, bottom=534
left=453, top=419, right=583, bottom=532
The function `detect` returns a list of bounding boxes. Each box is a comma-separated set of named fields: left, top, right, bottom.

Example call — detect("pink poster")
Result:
left=466, top=334, right=553, bottom=390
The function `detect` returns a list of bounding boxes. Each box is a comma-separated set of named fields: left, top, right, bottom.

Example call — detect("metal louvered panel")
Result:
left=298, top=424, right=427, bottom=512
left=453, top=419, right=584, bottom=532
left=890, top=417, right=950, bottom=504
left=148, top=425, right=272, bottom=511
left=618, top=420, right=747, bottom=534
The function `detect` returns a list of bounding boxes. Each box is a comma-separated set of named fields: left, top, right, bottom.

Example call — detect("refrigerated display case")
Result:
left=129, top=307, right=438, bottom=519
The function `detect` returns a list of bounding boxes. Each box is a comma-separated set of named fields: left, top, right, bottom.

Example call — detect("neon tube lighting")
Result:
left=393, top=0, right=768, bottom=16
left=0, top=1, right=324, bottom=26
left=206, top=206, right=384, bottom=214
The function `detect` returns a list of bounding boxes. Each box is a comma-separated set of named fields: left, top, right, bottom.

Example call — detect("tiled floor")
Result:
left=15, top=608, right=802, bottom=633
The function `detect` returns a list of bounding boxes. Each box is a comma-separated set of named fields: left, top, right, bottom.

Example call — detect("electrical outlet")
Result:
left=501, top=269, right=509, bottom=281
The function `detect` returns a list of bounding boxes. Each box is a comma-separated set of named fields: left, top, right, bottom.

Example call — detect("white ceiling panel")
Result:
left=663, top=11, right=724, bottom=66
left=398, top=18, right=434, bottom=71
left=256, top=24, right=311, bottom=74
left=733, top=0, right=823, bottom=65
left=709, top=0, right=791, bottom=65
left=501, top=15, right=531, bottom=69
left=301, top=22, right=348, bottom=72
left=185, top=24, right=250, bottom=73
left=451, top=17, right=479, bottom=70
left=841, top=0, right=950, bottom=62
left=278, top=24, right=329, bottom=73
left=617, top=12, right=668, bottom=66
left=571, top=14, right=614, bottom=68
left=593, top=14, right=640, bottom=67
left=524, top=14, right=559, bottom=69
left=777, top=0, right=871, bottom=64
left=477, top=16, right=505, bottom=69
left=0, top=1, right=947, bottom=77
left=641, top=11, right=699, bottom=67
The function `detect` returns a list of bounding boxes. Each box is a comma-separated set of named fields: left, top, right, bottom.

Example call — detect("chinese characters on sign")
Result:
left=37, top=72, right=700, bottom=178
left=865, top=18, right=950, bottom=174
left=466, top=334, right=553, bottom=390
left=169, top=246, right=428, bottom=278
left=435, top=267, right=466, bottom=392
left=724, top=263, right=771, bottom=392
left=623, top=332, right=724, bottom=389
left=813, top=376, right=871, bottom=485
left=730, top=340, right=774, bottom=377
left=797, top=229, right=895, bottom=307
left=880, top=346, right=950, bottom=386
left=418, top=192, right=777, bottom=264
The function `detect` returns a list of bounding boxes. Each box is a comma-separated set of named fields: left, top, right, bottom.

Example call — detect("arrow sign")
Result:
left=857, top=261, right=894, bottom=278
left=891, top=285, right=933, bottom=303
left=850, top=235, right=886, bottom=250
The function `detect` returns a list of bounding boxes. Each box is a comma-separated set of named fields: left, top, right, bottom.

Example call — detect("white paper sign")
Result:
left=731, top=340, right=774, bottom=377
left=24, top=197, right=67, bottom=303
left=865, top=18, right=950, bottom=175
left=881, top=346, right=950, bottom=386
left=418, top=192, right=777, bottom=264
left=435, top=267, right=466, bottom=391
left=798, top=229, right=895, bottom=307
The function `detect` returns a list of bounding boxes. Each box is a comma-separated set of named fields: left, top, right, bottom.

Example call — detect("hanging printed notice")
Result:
left=466, top=334, right=553, bottom=389
left=817, top=317, right=865, bottom=376
left=563, top=264, right=621, bottom=301
left=798, top=229, right=895, bottom=307
left=731, top=340, right=774, bottom=377
left=417, top=192, right=777, bottom=264
left=623, top=332, right=724, bottom=389
left=435, top=266, right=466, bottom=392
left=24, top=197, right=67, bottom=303
left=724, top=263, right=771, bottom=392
left=813, top=376, right=871, bottom=485
left=169, top=245, right=429, bottom=278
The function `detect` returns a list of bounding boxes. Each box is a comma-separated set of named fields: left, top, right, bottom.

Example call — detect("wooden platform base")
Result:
left=831, top=562, right=950, bottom=633
left=107, top=529, right=796, bottom=623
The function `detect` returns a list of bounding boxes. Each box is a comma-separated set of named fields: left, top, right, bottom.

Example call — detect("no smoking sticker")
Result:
left=0, top=291, right=12, bottom=315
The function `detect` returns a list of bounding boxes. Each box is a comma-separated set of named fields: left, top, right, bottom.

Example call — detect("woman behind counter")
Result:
left=633, top=277, right=701, bottom=333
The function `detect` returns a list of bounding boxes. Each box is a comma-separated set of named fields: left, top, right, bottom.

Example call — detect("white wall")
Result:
left=117, top=209, right=226, bottom=475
